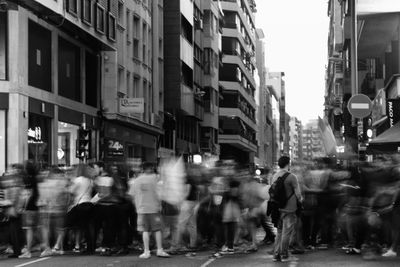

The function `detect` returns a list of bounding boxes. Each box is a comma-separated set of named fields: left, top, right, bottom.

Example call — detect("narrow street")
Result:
left=2, top=247, right=400, bottom=267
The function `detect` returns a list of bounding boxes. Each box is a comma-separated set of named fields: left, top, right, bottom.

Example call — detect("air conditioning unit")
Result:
left=194, top=17, right=203, bottom=30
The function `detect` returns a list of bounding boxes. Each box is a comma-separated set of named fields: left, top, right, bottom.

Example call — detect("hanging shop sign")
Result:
left=386, top=98, right=400, bottom=128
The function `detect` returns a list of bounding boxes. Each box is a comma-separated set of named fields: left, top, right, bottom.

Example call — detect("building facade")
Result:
left=218, top=0, right=257, bottom=165
left=325, top=0, right=400, bottom=156
left=289, top=116, right=302, bottom=163
left=255, top=28, right=273, bottom=168
left=302, top=119, right=325, bottom=161
left=0, top=0, right=117, bottom=173
left=266, top=71, right=284, bottom=165
left=101, top=0, right=164, bottom=166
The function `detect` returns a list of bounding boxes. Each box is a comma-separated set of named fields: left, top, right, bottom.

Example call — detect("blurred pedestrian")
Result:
left=129, top=162, right=170, bottom=259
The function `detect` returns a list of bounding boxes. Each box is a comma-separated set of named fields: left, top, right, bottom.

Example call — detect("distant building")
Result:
left=289, top=116, right=303, bottom=163
left=302, top=120, right=325, bottom=161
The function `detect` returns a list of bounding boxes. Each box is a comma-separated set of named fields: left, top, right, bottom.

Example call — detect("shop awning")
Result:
left=367, top=121, right=400, bottom=153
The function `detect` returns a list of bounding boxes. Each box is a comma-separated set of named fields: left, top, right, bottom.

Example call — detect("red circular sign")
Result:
left=347, top=94, right=372, bottom=119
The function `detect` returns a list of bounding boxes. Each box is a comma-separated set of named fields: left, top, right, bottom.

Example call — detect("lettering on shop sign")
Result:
left=386, top=99, right=400, bottom=128
left=106, top=139, right=124, bottom=157
left=27, top=127, right=43, bottom=143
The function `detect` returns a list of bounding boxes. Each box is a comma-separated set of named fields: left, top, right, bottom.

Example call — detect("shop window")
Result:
left=0, top=12, right=7, bottom=80
left=96, top=3, right=105, bottom=34
left=58, top=37, right=81, bottom=102
left=57, top=121, right=80, bottom=167
left=28, top=20, right=51, bottom=92
left=82, top=0, right=92, bottom=25
left=28, top=113, right=51, bottom=167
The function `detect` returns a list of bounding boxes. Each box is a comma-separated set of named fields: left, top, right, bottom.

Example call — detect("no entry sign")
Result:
left=347, top=94, right=372, bottom=119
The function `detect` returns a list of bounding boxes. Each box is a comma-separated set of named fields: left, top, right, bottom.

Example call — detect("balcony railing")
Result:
left=222, top=129, right=257, bottom=145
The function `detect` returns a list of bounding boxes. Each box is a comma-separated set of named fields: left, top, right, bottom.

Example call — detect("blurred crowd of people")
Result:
left=0, top=154, right=399, bottom=262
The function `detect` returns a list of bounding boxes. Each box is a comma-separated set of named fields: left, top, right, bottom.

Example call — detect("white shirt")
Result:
left=70, top=176, right=92, bottom=205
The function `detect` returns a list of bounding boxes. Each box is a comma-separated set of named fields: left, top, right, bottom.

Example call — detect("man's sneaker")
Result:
left=221, top=245, right=228, bottom=253
left=316, top=244, right=328, bottom=250
left=72, top=247, right=81, bottom=253
left=40, top=248, right=52, bottom=257
left=52, top=247, right=65, bottom=255
left=221, top=248, right=234, bottom=255
left=281, top=256, right=299, bottom=262
left=273, top=255, right=281, bottom=262
left=212, top=252, right=223, bottom=258
left=346, top=248, right=361, bottom=255
left=4, top=247, right=14, bottom=254
left=156, top=250, right=170, bottom=258
left=18, top=251, right=32, bottom=259
left=382, top=249, right=397, bottom=257
left=100, top=248, right=112, bottom=256
left=139, top=251, right=151, bottom=259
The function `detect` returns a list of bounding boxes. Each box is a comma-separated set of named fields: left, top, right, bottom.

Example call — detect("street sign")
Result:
left=347, top=94, right=372, bottom=119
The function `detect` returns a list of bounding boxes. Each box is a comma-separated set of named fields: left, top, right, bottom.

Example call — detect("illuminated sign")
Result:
left=27, top=127, right=43, bottom=143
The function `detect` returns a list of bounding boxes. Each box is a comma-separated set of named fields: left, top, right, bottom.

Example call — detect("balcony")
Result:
left=219, top=129, right=257, bottom=153
left=181, top=84, right=195, bottom=116
left=180, top=36, right=193, bottom=69
left=220, top=107, right=256, bottom=130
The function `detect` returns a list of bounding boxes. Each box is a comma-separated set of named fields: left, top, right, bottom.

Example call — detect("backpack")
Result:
left=267, top=172, right=292, bottom=226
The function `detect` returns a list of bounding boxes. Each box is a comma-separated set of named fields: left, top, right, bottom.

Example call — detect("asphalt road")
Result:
left=1, top=246, right=400, bottom=267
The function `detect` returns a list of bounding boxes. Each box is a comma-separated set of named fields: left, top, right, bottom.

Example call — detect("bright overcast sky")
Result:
left=255, top=0, right=329, bottom=123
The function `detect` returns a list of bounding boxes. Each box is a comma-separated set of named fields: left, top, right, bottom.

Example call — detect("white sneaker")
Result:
left=52, top=247, right=65, bottom=255
left=221, top=245, right=228, bottom=252
left=18, top=251, right=32, bottom=259
left=139, top=251, right=151, bottom=259
left=156, top=250, right=170, bottom=258
left=382, top=249, right=397, bottom=257
left=40, top=248, right=52, bottom=257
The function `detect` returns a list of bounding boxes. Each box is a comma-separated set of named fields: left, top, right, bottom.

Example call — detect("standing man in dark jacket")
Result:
left=272, top=156, right=303, bottom=262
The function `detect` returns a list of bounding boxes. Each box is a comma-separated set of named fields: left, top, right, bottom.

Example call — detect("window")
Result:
left=0, top=12, right=7, bottom=80
left=133, top=76, right=140, bottom=97
left=28, top=21, right=52, bottom=91
left=108, top=13, right=116, bottom=41
left=95, top=3, right=105, bottom=33
left=133, top=16, right=140, bottom=38
left=58, top=37, right=81, bottom=102
left=126, top=10, right=131, bottom=42
left=126, top=71, right=131, bottom=97
left=117, top=1, right=124, bottom=25
left=67, top=0, right=78, bottom=16
left=82, top=0, right=92, bottom=24
left=133, top=39, right=139, bottom=59
left=158, top=38, right=163, bottom=58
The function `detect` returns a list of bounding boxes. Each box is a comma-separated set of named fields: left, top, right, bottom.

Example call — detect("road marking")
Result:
left=200, top=258, right=216, bottom=267
left=14, top=257, right=51, bottom=267
left=351, top=103, right=369, bottom=109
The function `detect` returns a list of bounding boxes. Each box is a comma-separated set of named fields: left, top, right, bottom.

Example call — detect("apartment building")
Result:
left=302, top=120, right=325, bottom=161
left=219, top=0, right=258, bottom=165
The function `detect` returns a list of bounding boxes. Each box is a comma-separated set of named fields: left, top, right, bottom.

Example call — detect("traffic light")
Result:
left=363, top=116, right=373, bottom=142
left=77, top=128, right=90, bottom=159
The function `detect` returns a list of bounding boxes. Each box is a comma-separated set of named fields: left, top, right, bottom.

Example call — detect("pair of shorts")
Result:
left=22, top=210, right=39, bottom=229
left=137, top=213, right=162, bottom=232
left=40, top=212, right=66, bottom=230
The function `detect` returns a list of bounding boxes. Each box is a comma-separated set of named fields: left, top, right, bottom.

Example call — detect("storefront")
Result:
left=28, top=98, right=54, bottom=168
left=58, top=107, right=98, bottom=166
left=103, top=121, right=158, bottom=166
